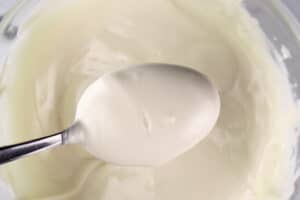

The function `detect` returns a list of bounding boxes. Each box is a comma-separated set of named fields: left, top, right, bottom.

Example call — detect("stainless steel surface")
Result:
left=0, top=122, right=80, bottom=165
left=0, top=132, right=63, bottom=164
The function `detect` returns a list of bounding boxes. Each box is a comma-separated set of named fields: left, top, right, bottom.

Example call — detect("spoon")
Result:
left=0, top=63, right=220, bottom=166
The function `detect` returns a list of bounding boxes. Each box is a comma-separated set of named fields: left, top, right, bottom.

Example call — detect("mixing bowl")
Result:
left=243, top=1, right=300, bottom=198
left=0, top=0, right=299, bottom=199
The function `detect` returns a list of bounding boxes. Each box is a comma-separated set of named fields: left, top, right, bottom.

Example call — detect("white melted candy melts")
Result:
left=1, top=0, right=300, bottom=199
left=76, top=64, right=220, bottom=166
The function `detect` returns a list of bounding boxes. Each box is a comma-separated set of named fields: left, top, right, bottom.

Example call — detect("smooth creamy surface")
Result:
left=0, top=0, right=299, bottom=199
left=76, top=64, right=220, bottom=166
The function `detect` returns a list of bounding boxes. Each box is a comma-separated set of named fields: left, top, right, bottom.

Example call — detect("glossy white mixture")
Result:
left=0, top=0, right=299, bottom=199
left=76, top=64, right=220, bottom=166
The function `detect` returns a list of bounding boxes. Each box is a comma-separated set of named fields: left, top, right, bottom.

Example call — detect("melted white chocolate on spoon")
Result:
left=0, top=0, right=299, bottom=199
left=76, top=64, right=219, bottom=166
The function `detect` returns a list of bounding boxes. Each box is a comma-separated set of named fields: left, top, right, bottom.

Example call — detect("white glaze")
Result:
left=76, top=64, right=220, bottom=166
left=0, top=0, right=299, bottom=199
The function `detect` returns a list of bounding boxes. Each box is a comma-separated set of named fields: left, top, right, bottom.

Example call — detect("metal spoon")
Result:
left=0, top=63, right=220, bottom=166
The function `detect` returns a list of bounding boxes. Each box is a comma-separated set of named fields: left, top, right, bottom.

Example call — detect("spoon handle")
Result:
left=0, top=131, right=65, bottom=165
left=0, top=123, right=83, bottom=165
